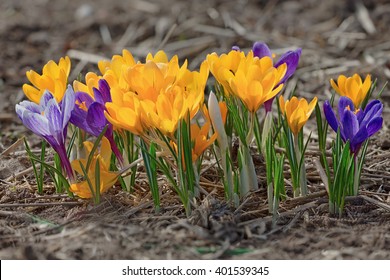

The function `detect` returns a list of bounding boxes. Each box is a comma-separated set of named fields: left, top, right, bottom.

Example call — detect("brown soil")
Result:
left=1, top=0, right=390, bottom=259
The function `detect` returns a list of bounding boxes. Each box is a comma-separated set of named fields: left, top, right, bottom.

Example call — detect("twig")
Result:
left=66, top=49, right=109, bottom=64
left=5, top=161, right=54, bottom=182
left=157, top=23, right=177, bottom=50
left=360, top=195, right=390, bottom=212
left=0, top=137, right=25, bottom=158
left=355, top=0, right=376, bottom=35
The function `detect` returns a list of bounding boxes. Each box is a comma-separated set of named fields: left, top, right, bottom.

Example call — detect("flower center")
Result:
left=346, top=105, right=360, bottom=115
left=76, top=100, right=88, bottom=111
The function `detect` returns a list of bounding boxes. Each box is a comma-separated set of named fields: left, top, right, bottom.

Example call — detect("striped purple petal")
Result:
left=366, top=117, right=383, bottom=137
left=61, top=86, right=75, bottom=130
left=87, top=102, right=108, bottom=136
left=45, top=98, right=63, bottom=145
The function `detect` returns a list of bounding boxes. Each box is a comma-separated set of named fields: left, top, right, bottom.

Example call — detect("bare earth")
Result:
left=1, top=0, right=390, bottom=259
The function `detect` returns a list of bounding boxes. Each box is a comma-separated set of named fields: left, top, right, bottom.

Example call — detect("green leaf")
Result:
left=94, top=158, right=101, bottom=204
left=85, top=125, right=108, bottom=172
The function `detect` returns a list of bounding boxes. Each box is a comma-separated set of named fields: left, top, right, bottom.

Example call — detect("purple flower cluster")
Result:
left=324, top=96, right=383, bottom=154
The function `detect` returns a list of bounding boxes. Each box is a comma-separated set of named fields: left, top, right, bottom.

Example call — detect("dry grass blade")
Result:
left=0, top=137, right=25, bottom=158
left=360, top=195, right=390, bottom=212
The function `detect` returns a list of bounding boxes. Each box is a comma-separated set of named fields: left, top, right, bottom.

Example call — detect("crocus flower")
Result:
left=330, top=74, right=371, bottom=108
left=323, top=96, right=383, bottom=154
left=22, top=56, right=71, bottom=104
left=190, top=105, right=219, bottom=162
left=70, top=79, right=124, bottom=166
left=105, top=51, right=209, bottom=137
left=279, top=96, right=317, bottom=136
left=98, top=49, right=136, bottom=91
left=207, top=50, right=287, bottom=113
left=16, top=86, right=75, bottom=181
left=252, top=42, right=301, bottom=112
left=70, top=137, right=118, bottom=198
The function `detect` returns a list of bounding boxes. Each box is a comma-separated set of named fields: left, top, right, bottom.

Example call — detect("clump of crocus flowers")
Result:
left=16, top=44, right=384, bottom=217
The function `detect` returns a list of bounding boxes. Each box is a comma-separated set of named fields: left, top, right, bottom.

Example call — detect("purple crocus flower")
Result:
left=323, top=96, right=383, bottom=154
left=70, top=79, right=124, bottom=166
left=15, top=86, right=76, bottom=181
left=252, top=42, right=302, bottom=112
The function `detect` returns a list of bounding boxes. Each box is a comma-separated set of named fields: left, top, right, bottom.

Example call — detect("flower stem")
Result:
left=294, top=134, right=307, bottom=196
left=353, top=154, right=359, bottom=196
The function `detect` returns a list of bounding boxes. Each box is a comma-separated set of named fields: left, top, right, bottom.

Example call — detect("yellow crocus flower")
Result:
left=207, top=50, right=287, bottom=112
left=22, top=56, right=71, bottom=103
left=279, top=96, right=317, bottom=135
left=70, top=137, right=118, bottom=198
left=105, top=51, right=209, bottom=137
left=330, top=74, right=371, bottom=108
left=191, top=105, right=218, bottom=161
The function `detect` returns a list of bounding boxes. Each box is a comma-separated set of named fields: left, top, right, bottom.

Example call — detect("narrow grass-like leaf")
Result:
left=66, top=127, right=78, bottom=158
left=24, top=139, right=43, bottom=194
left=94, top=158, right=101, bottom=204
left=78, top=160, right=96, bottom=201
left=140, top=139, right=160, bottom=212
left=85, top=125, right=108, bottom=172
left=38, top=141, right=46, bottom=194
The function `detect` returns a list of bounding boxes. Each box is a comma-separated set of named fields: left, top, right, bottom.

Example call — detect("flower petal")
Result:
left=323, top=100, right=339, bottom=133
left=252, top=42, right=272, bottom=58
left=360, top=100, right=383, bottom=127
left=45, top=98, right=63, bottom=144
left=17, top=100, right=42, bottom=114
left=341, top=109, right=359, bottom=141
left=70, top=106, right=92, bottom=134
left=17, top=106, right=50, bottom=137
left=40, top=90, right=55, bottom=107
left=275, top=48, right=301, bottom=85
left=87, top=102, right=108, bottom=136
left=350, top=126, right=368, bottom=153
left=61, top=85, right=75, bottom=129
left=366, top=117, right=383, bottom=137
left=338, top=96, right=354, bottom=120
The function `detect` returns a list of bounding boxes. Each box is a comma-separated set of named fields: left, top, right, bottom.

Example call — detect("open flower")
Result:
left=323, top=96, right=383, bottom=154
left=71, top=79, right=123, bottom=166
left=22, top=56, right=71, bottom=104
left=15, top=86, right=75, bottom=181
left=105, top=51, right=209, bottom=136
left=98, top=49, right=136, bottom=91
left=70, top=137, right=118, bottom=198
left=207, top=50, right=287, bottom=113
left=252, top=42, right=301, bottom=112
left=330, top=74, right=371, bottom=108
left=279, top=96, right=317, bottom=136
left=190, top=105, right=219, bottom=161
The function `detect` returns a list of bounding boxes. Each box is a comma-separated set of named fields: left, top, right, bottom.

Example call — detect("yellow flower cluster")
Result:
left=330, top=74, right=371, bottom=108
left=279, top=96, right=317, bottom=135
left=207, top=50, right=287, bottom=112
left=95, top=51, right=209, bottom=136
